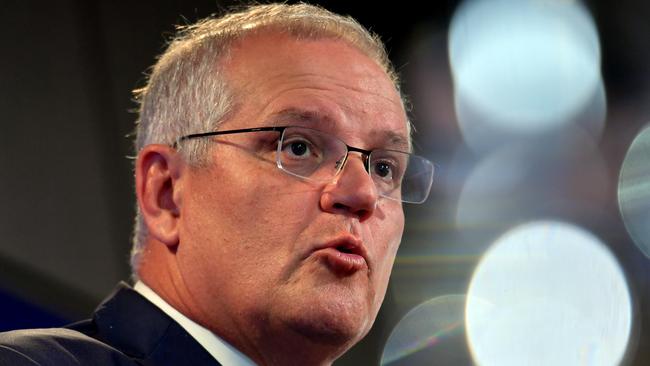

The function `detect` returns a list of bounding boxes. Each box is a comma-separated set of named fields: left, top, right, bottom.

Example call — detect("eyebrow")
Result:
left=268, top=108, right=333, bottom=127
left=375, top=130, right=411, bottom=152
left=268, top=107, right=412, bottom=152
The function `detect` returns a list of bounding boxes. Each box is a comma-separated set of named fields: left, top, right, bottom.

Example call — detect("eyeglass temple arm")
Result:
left=172, top=126, right=287, bottom=148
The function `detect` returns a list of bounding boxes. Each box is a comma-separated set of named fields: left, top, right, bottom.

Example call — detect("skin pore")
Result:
left=136, top=31, right=408, bottom=365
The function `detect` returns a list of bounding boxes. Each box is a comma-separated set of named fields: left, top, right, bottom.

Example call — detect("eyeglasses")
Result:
left=177, top=126, right=434, bottom=204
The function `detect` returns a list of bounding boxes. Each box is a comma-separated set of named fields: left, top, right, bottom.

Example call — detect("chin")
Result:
left=287, top=314, right=368, bottom=348
left=282, top=294, right=374, bottom=347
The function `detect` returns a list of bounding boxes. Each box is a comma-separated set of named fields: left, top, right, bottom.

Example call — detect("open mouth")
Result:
left=337, top=244, right=356, bottom=254
left=317, top=245, right=367, bottom=275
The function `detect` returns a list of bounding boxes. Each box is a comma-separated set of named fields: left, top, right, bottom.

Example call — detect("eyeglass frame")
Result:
left=175, top=125, right=433, bottom=204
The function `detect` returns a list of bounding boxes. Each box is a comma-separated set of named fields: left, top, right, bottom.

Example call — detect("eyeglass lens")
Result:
left=277, top=127, right=433, bottom=203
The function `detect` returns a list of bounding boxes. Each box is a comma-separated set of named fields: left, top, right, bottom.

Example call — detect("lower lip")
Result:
left=316, top=247, right=367, bottom=274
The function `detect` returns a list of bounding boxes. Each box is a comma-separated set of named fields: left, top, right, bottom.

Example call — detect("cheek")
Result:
left=180, top=165, right=322, bottom=269
left=371, top=206, right=404, bottom=284
left=375, top=203, right=405, bottom=253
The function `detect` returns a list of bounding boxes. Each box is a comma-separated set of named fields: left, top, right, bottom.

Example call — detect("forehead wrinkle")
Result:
left=240, top=71, right=403, bottom=109
left=292, top=72, right=404, bottom=108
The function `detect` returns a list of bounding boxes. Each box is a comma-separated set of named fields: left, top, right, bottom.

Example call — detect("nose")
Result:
left=320, top=153, right=378, bottom=221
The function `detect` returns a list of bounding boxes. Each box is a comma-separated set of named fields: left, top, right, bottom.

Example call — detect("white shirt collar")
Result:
left=134, top=281, right=257, bottom=366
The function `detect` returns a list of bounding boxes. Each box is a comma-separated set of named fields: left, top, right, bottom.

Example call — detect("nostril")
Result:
left=330, top=203, right=368, bottom=220
left=356, top=209, right=369, bottom=220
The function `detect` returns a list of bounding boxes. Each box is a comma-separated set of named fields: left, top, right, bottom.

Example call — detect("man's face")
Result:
left=175, top=33, right=408, bottom=350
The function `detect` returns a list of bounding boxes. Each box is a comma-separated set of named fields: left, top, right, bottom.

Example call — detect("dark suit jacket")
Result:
left=0, top=282, right=221, bottom=365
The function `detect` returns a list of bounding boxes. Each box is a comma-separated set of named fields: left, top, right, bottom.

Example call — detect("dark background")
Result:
left=1, top=1, right=648, bottom=364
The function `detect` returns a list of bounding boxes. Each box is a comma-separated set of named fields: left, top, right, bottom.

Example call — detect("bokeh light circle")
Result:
left=449, top=0, right=603, bottom=152
left=466, top=221, right=632, bottom=366
left=618, top=124, right=650, bottom=258
left=381, top=295, right=468, bottom=365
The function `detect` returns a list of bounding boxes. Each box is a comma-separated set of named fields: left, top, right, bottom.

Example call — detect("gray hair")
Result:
left=130, top=3, right=406, bottom=276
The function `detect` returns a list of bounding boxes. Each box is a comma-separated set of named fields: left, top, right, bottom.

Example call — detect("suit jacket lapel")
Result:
left=70, top=282, right=220, bottom=365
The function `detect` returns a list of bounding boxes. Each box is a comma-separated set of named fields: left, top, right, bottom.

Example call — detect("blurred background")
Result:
left=1, top=0, right=648, bottom=365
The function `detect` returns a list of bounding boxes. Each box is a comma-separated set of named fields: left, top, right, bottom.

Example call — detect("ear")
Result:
left=135, top=144, right=185, bottom=248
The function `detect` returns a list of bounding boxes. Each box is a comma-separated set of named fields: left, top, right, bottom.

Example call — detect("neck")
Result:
left=137, top=239, right=204, bottom=326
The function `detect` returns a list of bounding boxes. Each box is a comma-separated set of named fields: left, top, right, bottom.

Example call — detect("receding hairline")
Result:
left=135, top=11, right=406, bottom=146
left=154, top=3, right=401, bottom=92
left=185, top=26, right=411, bottom=143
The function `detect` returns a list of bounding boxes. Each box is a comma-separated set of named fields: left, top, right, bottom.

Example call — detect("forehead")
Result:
left=221, top=32, right=410, bottom=150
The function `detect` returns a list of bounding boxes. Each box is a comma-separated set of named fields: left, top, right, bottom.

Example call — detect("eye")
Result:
left=373, top=161, right=393, bottom=178
left=370, top=151, right=407, bottom=185
left=289, top=140, right=308, bottom=156
left=282, top=137, right=314, bottom=159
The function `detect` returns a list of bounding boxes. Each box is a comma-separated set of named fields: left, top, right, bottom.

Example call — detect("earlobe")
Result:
left=135, top=144, right=184, bottom=248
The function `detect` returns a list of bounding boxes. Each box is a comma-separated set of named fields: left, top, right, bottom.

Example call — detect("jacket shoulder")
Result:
left=0, top=328, right=138, bottom=366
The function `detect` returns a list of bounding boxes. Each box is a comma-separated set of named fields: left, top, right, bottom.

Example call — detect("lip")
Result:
left=313, top=235, right=369, bottom=275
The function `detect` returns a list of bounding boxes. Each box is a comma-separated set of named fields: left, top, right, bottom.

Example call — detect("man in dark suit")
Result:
left=0, top=3, right=433, bottom=365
